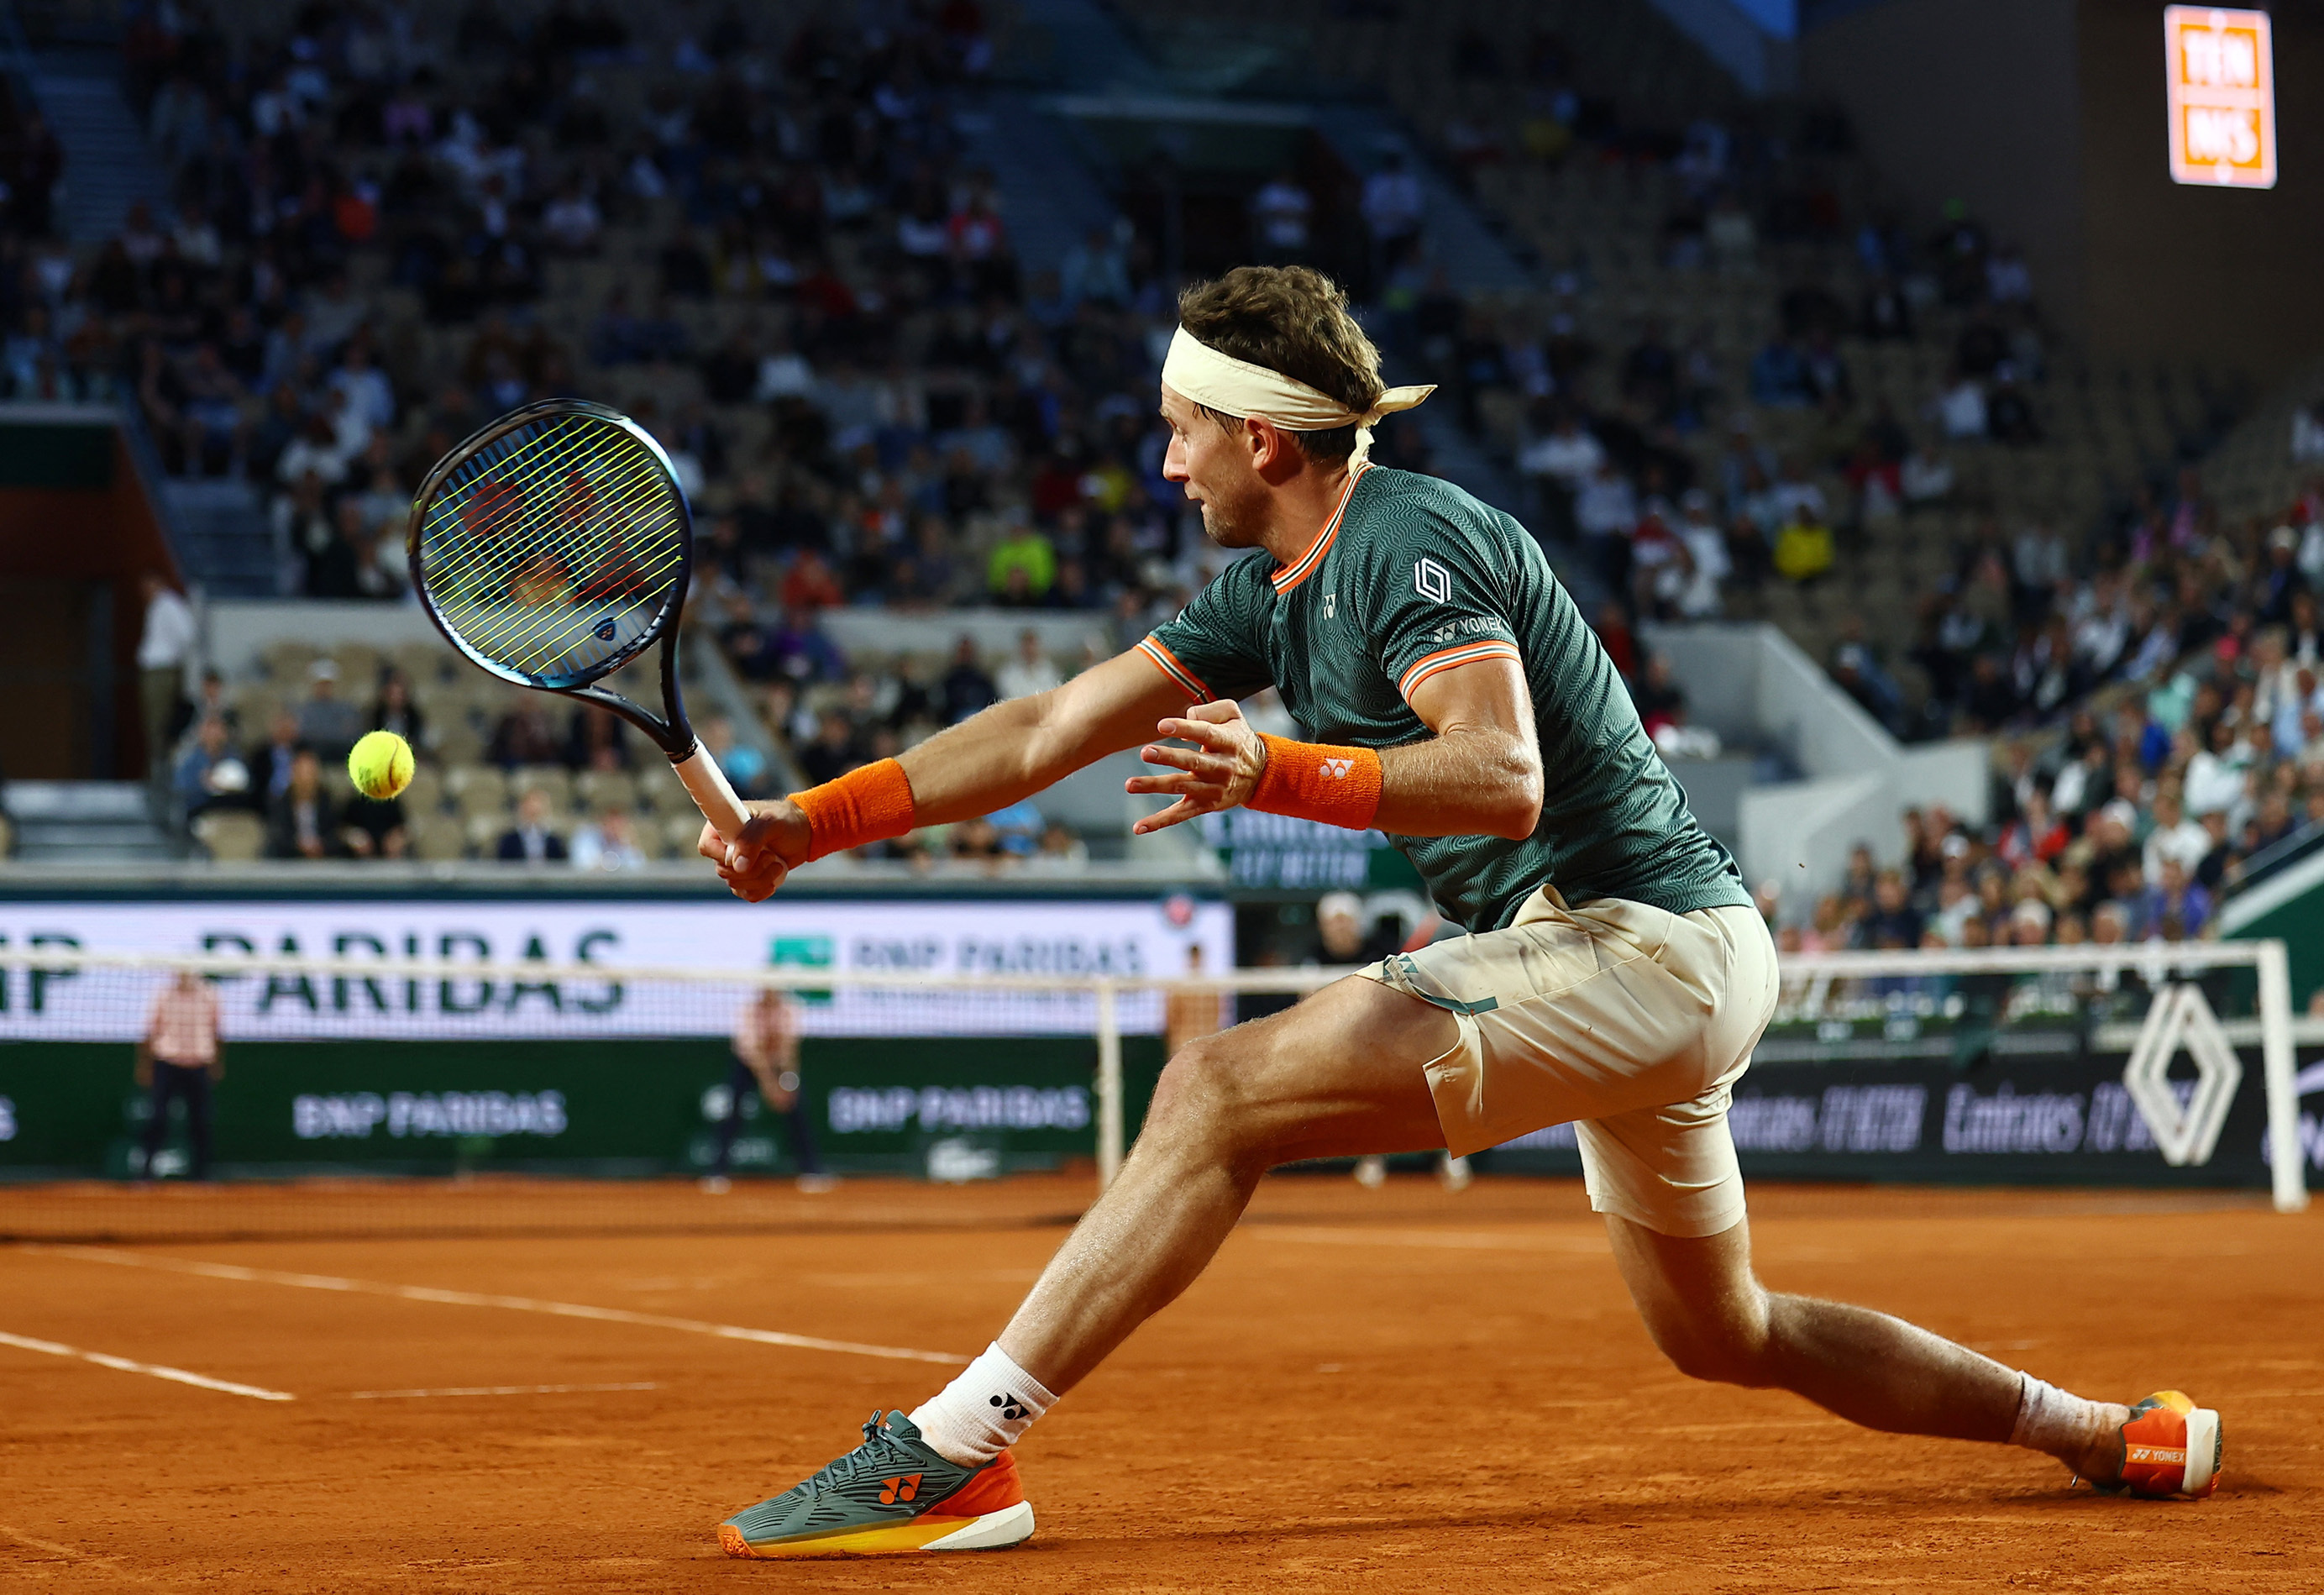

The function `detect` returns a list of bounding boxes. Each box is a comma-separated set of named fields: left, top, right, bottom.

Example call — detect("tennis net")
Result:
left=0, top=939, right=2306, bottom=1243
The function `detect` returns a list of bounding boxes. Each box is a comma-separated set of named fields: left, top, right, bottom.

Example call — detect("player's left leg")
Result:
left=1603, top=1205, right=2219, bottom=1498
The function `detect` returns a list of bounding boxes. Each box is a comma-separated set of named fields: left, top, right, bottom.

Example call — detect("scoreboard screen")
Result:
left=2165, top=6, right=2276, bottom=189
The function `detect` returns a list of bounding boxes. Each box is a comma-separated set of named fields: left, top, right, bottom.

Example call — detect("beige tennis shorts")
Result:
left=1362, top=888, right=1779, bottom=1237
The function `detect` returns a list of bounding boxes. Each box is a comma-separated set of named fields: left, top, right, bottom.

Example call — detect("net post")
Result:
left=2254, top=939, right=2308, bottom=1214
left=1094, top=980, right=1124, bottom=1194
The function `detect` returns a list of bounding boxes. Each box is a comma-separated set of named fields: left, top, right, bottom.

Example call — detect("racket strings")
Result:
left=428, top=419, right=670, bottom=658
left=437, top=446, right=670, bottom=669
left=418, top=414, right=686, bottom=680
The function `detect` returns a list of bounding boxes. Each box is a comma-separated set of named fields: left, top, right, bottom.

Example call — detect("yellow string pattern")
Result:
left=416, top=412, right=687, bottom=684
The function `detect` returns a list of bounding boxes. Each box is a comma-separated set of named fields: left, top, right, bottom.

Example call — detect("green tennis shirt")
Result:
left=1138, top=463, right=1750, bottom=931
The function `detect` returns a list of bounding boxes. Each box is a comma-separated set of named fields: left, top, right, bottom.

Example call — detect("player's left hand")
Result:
left=1127, top=700, right=1267, bottom=833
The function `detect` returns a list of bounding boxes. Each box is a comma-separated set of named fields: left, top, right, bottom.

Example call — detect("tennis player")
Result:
left=703, top=267, right=2219, bottom=1559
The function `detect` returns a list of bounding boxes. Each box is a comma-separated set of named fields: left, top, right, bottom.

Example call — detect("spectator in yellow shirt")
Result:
left=1773, top=512, right=1835, bottom=583
left=986, top=523, right=1057, bottom=605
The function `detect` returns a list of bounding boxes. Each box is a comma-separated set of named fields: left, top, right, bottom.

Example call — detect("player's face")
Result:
left=1159, top=384, right=1266, bottom=549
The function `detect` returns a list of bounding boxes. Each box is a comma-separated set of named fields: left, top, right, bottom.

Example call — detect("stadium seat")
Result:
left=575, top=769, right=643, bottom=816
left=447, top=767, right=510, bottom=818
left=511, top=765, right=574, bottom=811
left=192, top=810, right=265, bottom=863
left=407, top=812, right=469, bottom=863
left=261, top=640, right=321, bottom=685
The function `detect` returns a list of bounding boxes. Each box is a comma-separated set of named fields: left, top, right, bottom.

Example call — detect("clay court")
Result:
left=1, top=1174, right=2317, bottom=1592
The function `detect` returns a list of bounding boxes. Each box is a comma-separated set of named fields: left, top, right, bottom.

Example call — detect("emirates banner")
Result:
left=1490, top=1022, right=2322, bottom=1189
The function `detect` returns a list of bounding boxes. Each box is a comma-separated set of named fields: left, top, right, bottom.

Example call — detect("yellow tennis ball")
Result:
left=349, top=730, right=415, bottom=800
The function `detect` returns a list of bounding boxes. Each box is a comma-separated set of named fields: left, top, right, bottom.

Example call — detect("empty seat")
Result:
left=407, top=811, right=469, bottom=863
left=512, top=764, right=574, bottom=811
left=575, top=768, right=643, bottom=815
left=193, top=809, right=265, bottom=863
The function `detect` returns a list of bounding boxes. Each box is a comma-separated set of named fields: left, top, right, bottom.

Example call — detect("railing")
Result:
left=2227, top=816, right=2324, bottom=900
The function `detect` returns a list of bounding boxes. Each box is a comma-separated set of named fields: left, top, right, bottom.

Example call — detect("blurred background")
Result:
left=2, top=0, right=2322, bottom=1193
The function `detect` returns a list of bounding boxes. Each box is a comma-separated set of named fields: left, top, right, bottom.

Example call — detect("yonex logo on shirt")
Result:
left=1414, top=556, right=1451, bottom=603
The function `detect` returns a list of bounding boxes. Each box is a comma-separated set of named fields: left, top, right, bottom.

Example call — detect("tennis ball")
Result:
left=349, top=730, right=416, bottom=800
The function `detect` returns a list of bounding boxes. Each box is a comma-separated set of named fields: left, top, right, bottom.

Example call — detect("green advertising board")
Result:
left=0, top=1036, right=1168, bottom=1182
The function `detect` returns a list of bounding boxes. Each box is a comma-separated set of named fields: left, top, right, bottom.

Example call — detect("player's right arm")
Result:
left=700, top=648, right=1189, bottom=901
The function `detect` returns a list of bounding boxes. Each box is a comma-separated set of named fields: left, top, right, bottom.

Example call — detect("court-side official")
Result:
left=704, top=988, right=831, bottom=1194
left=139, top=969, right=223, bottom=1181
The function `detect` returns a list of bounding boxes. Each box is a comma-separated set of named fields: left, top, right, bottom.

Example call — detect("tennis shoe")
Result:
left=717, top=1410, right=1033, bottom=1558
left=2096, top=1390, right=2222, bottom=1499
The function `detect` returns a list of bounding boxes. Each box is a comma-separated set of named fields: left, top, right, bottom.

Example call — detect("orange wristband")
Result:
left=790, top=758, right=918, bottom=861
left=1248, top=734, right=1383, bottom=830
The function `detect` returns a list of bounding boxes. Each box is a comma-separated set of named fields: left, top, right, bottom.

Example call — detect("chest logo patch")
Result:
left=1322, top=757, right=1355, bottom=779
left=1322, top=592, right=1335, bottom=620
left=1414, top=556, right=1452, bottom=603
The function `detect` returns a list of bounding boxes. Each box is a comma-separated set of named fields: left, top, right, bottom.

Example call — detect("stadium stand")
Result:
left=6, top=0, right=2316, bottom=945
left=1141, top=0, right=2248, bottom=735
left=1114, top=0, right=2324, bottom=955
left=33, top=0, right=1236, bottom=864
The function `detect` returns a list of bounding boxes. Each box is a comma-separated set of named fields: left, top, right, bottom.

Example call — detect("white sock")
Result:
left=2010, top=1372, right=2100, bottom=1456
left=909, top=1343, right=1057, bottom=1466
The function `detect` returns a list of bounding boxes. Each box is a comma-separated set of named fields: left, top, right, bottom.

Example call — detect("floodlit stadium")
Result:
left=2, top=0, right=2320, bottom=1587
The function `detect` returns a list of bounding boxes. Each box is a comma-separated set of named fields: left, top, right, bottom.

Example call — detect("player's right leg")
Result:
left=716, top=973, right=1459, bottom=1558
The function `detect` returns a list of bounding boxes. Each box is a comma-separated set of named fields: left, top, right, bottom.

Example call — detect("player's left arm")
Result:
left=1130, top=660, right=1541, bottom=838
left=1134, top=517, right=1545, bottom=839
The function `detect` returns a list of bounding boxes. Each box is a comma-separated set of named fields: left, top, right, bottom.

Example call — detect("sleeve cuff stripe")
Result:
left=1138, top=637, right=1211, bottom=700
left=1398, top=641, right=1523, bottom=698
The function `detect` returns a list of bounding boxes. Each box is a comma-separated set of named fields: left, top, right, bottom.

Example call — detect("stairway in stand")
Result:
left=2, top=781, right=176, bottom=863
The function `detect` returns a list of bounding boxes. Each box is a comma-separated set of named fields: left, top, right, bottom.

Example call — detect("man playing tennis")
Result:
left=703, top=266, right=2218, bottom=1558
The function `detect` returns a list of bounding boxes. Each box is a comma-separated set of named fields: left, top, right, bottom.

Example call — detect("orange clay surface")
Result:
left=2, top=1174, right=2319, bottom=1592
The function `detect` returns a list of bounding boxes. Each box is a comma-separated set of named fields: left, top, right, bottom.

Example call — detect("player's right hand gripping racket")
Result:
left=407, top=398, right=752, bottom=843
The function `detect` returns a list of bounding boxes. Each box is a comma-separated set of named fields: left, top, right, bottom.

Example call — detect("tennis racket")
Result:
left=406, top=397, right=752, bottom=842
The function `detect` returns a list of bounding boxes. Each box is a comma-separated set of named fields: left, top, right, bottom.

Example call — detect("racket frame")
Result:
left=406, top=397, right=751, bottom=840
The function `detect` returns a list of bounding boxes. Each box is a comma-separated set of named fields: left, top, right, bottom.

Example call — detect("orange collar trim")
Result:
left=1271, top=462, right=1371, bottom=595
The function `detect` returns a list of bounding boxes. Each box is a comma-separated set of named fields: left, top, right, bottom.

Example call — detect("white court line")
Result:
left=29, top=1247, right=965, bottom=1366
left=349, top=1381, right=661, bottom=1400
left=1249, top=1225, right=1610, bottom=1254
left=0, top=1328, right=294, bottom=1401
left=0, top=1523, right=161, bottom=1585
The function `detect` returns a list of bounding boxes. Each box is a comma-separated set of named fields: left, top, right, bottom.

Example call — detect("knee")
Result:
left=1636, top=1285, right=1774, bottom=1388
left=1143, top=1036, right=1262, bottom=1163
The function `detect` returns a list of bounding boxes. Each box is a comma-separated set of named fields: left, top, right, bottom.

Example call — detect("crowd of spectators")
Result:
left=60, top=1, right=1447, bottom=816
left=160, top=628, right=1097, bottom=870
left=1766, top=456, right=2324, bottom=944
left=1500, top=189, right=2051, bottom=651
left=40, top=8, right=2320, bottom=910
left=1779, top=590, right=2324, bottom=954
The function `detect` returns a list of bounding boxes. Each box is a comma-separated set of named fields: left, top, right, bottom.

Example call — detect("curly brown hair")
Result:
left=1176, top=265, right=1385, bottom=462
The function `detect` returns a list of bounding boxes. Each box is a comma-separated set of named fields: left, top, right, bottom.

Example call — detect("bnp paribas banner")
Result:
left=0, top=899, right=1233, bottom=1043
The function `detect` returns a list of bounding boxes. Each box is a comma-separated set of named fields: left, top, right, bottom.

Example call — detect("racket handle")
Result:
left=671, top=742, right=753, bottom=842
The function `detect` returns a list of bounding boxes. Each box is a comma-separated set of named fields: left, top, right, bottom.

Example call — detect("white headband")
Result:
left=1161, top=326, right=1433, bottom=462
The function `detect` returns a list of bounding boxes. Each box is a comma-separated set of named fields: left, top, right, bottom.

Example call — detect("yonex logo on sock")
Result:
left=878, top=1473, right=923, bottom=1505
left=989, top=1393, right=1028, bottom=1421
